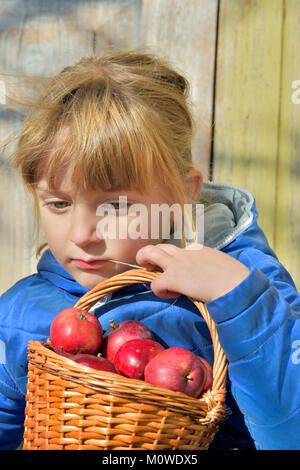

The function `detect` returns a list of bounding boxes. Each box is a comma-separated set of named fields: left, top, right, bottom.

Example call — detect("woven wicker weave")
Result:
left=23, top=268, right=229, bottom=450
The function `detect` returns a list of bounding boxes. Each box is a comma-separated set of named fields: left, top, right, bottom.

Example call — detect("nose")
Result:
left=69, top=206, right=101, bottom=247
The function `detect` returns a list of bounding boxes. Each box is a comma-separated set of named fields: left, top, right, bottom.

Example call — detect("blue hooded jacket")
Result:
left=0, top=181, right=299, bottom=450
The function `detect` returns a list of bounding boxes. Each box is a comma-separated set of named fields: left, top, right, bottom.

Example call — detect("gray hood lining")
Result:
left=164, top=181, right=255, bottom=250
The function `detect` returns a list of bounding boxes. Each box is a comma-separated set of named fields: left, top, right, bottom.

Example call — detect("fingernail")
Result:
left=184, top=242, right=203, bottom=250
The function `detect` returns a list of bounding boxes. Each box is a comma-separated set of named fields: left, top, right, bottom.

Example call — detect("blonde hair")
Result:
left=9, top=49, right=203, bottom=257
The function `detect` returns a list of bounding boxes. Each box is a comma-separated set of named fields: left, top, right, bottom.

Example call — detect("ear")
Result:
left=183, top=169, right=203, bottom=203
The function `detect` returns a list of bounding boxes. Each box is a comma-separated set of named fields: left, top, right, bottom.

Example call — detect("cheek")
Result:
left=102, top=214, right=153, bottom=258
left=39, top=208, right=68, bottom=245
left=117, top=209, right=168, bottom=244
left=146, top=208, right=172, bottom=242
left=98, top=213, right=150, bottom=242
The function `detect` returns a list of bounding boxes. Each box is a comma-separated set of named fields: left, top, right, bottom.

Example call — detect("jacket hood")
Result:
left=37, top=250, right=89, bottom=297
left=37, top=181, right=256, bottom=296
left=167, top=180, right=255, bottom=250
left=37, top=251, right=149, bottom=299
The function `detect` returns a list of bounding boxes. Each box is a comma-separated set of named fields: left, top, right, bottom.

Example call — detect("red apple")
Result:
left=113, top=338, right=164, bottom=380
left=72, top=354, right=119, bottom=373
left=50, top=307, right=103, bottom=355
left=59, top=351, right=75, bottom=359
left=144, top=347, right=207, bottom=398
left=198, top=357, right=213, bottom=392
left=101, top=319, right=154, bottom=362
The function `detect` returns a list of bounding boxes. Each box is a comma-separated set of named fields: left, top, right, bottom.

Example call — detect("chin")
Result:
left=69, top=264, right=127, bottom=291
left=77, top=273, right=107, bottom=290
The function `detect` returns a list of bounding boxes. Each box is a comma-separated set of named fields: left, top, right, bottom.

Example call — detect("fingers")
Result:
left=184, top=242, right=203, bottom=251
left=150, top=283, right=180, bottom=299
left=136, top=243, right=183, bottom=299
left=136, top=244, right=177, bottom=271
left=154, top=243, right=180, bottom=255
left=150, top=266, right=180, bottom=299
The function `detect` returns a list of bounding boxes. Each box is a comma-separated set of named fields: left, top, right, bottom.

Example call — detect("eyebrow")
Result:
left=35, top=187, right=70, bottom=198
left=35, top=186, right=142, bottom=200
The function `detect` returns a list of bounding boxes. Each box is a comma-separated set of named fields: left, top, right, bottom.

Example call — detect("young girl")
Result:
left=0, top=50, right=299, bottom=450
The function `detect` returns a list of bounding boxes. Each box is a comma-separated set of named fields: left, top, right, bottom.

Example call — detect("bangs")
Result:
left=34, top=81, right=175, bottom=195
left=11, top=52, right=199, bottom=257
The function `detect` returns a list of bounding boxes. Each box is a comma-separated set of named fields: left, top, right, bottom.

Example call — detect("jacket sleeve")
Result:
left=0, top=284, right=27, bottom=450
left=206, top=247, right=300, bottom=450
left=0, top=363, right=25, bottom=449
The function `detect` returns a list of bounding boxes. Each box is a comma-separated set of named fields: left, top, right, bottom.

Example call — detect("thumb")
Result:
left=136, top=245, right=171, bottom=272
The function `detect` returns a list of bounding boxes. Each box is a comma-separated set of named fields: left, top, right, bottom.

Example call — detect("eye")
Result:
left=109, top=201, right=132, bottom=213
left=44, top=200, right=71, bottom=211
left=111, top=201, right=127, bottom=210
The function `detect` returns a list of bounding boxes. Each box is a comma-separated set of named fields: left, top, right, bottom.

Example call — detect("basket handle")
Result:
left=74, top=268, right=228, bottom=393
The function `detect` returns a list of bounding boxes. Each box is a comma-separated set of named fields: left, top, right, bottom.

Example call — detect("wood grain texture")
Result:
left=0, top=0, right=299, bottom=292
left=213, top=1, right=283, bottom=251
left=214, top=0, right=299, bottom=288
left=0, top=0, right=95, bottom=293
left=141, top=0, right=218, bottom=178
left=0, top=0, right=218, bottom=293
left=275, top=0, right=300, bottom=287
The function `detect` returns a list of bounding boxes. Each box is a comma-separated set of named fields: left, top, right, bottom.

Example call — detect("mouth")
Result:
left=72, top=259, right=109, bottom=270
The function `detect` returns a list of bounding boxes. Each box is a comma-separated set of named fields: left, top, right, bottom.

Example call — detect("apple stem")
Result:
left=186, top=374, right=193, bottom=381
left=109, top=319, right=118, bottom=330
left=78, top=313, right=87, bottom=320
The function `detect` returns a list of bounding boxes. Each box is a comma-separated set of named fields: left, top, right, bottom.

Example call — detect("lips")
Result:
left=72, top=259, right=108, bottom=270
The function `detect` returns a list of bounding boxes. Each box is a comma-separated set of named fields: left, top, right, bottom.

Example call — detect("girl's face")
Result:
left=35, top=164, right=174, bottom=290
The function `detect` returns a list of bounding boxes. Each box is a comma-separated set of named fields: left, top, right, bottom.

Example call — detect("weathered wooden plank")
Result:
left=0, top=2, right=95, bottom=76
left=93, top=0, right=142, bottom=51
left=213, top=1, right=283, bottom=248
left=5, top=0, right=297, bottom=293
left=0, top=0, right=97, bottom=293
left=141, top=0, right=219, bottom=180
left=0, top=103, right=38, bottom=293
left=0, top=0, right=219, bottom=293
left=275, top=0, right=300, bottom=288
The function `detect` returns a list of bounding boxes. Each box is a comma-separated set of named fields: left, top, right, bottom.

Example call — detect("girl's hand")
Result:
left=136, top=243, right=250, bottom=303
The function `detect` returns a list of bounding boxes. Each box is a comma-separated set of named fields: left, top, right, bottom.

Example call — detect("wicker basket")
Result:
left=23, top=268, right=229, bottom=450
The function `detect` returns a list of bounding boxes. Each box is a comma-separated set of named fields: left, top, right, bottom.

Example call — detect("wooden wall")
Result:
left=0, top=0, right=299, bottom=294
left=214, top=0, right=300, bottom=291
